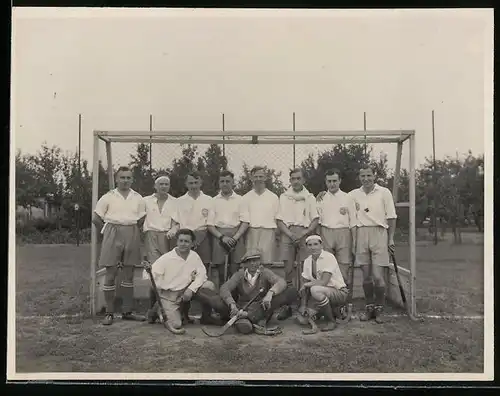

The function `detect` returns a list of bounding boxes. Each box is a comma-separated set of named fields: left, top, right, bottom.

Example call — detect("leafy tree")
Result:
left=168, top=144, right=200, bottom=197
left=200, top=144, right=228, bottom=196
left=129, top=143, right=154, bottom=196
left=234, top=163, right=286, bottom=196
left=15, top=150, right=39, bottom=213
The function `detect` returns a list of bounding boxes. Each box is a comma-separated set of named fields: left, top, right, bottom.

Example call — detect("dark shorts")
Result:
left=144, top=230, right=176, bottom=263
left=211, top=227, right=246, bottom=266
left=193, top=229, right=212, bottom=264
left=99, top=223, right=141, bottom=268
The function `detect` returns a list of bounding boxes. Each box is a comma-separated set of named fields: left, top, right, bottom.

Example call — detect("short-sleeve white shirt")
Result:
left=243, top=189, right=280, bottom=229
left=317, top=190, right=357, bottom=229
left=94, top=188, right=145, bottom=225
left=143, top=194, right=178, bottom=232
left=276, top=190, right=319, bottom=227
left=302, top=250, right=346, bottom=289
left=207, top=192, right=250, bottom=228
left=151, top=249, right=208, bottom=293
left=175, top=192, right=213, bottom=231
left=348, top=184, right=397, bottom=228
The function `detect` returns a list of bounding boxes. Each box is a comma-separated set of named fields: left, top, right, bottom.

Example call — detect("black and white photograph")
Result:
left=8, top=7, right=493, bottom=381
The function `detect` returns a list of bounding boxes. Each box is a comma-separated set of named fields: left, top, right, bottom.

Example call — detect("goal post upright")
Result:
left=409, top=133, right=417, bottom=316
left=90, top=132, right=100, bottom=317
left=90, top=128, right=417, bottom=317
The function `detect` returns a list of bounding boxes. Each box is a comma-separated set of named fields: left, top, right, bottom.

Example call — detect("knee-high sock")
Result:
left=120, top=281, right=134, bottom=313
left=363, top=281, right=375, bottom=305
left=374, top=285, right=385, bottom=306
left=103, top=284, right=116, bottom=314
left=316, top=297, right=334, bottom=322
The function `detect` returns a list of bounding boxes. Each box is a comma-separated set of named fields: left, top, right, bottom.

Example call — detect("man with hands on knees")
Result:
left=219, top=249, right=299, bottom=336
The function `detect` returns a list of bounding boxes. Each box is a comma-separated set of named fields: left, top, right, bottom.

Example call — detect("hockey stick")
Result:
left=223, top=252, right=229, bottom=284
left=201, top=288, right=265, bottom=337
left=390, top=251, right=423, bottom=322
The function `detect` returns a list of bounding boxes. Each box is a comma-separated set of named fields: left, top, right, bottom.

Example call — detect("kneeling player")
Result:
left=144, top=229, right=227, bottom=334
left=219, top=250, right=299, bottom=336
left=297, top=235, right=348, bottom=332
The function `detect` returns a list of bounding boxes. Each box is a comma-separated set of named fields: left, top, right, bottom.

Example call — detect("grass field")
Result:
left=14, top=238, right=485, bottom=374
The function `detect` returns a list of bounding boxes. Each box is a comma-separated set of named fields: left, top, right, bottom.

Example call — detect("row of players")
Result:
left=93, top=165, right=397, bottom=327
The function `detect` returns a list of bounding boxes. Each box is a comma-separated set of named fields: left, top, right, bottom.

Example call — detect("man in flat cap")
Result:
left=219, top=249, right=299, bottom=336
left=297, top=234, right=349, bottom=333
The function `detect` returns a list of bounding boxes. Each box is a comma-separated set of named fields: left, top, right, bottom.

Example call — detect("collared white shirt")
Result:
left=276, top=188, right=319, bottom=227
left=150, top=248, right=207, bottom=293
left=207, top=191, right=250, bottom=228
left=302, top=249, right=346, bottom=289
left=317, top=189, right=357, bottom=229
left=94, top=188, right=146, bottom=226
left=348, top=184, right=397, bottom=229
left=143, top=194, right=178, bottom=232
left=176, top=191, right=213, bottom=231
left=243, top=188, right=279, bottom=229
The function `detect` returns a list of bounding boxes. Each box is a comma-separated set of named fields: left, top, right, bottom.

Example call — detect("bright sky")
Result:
left=12, top=8, right=493, bottom=180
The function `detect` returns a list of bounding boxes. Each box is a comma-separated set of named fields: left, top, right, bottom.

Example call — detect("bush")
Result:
left=16, top=228, right=92, bottom=245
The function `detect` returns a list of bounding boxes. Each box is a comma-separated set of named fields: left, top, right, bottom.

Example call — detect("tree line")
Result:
left=16, top=142, right=484, bottom=241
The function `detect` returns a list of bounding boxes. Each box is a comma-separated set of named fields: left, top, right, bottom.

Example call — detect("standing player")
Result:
left=92, top=166, right=146, bottom=326
left=242, top=166, right=280, bottom=268
left=316, top=169, right=357, bottom=283
left=143, top=175, right=180, bottom=323
left=276, top=168, right=319, bottom=319
left=297, top=235, right=348, bottom=332
left=207, top=170, right=250, bottom=289
left=175, top=171, right=213, bottom=275
left=348, top=166, right=397, bottom=323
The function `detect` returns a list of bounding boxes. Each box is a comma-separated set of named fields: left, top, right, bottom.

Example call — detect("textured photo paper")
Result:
left=8, top=7, right=494, bottom=383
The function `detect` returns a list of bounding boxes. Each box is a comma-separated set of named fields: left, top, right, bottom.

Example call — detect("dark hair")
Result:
left=185, top=171, right=202, bottom=181
left=359, top=165, right=376, bottom=174
left=115, top=166, right=132, bottom=178
left=250, top=166, right=266, bottom=175
left=289, top=168, right=304, bottom=177
left=325, top=168, right=342, bottom=179
left=176, top=228, right=196, bottom=242
left=219, top=170, right=235, bottom=179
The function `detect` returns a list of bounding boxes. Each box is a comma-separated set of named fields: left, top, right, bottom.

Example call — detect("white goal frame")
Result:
left=91, top=129, right=417, bottom=317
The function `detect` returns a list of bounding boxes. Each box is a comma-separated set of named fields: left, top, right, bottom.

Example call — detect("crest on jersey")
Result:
left=339, top=207, right=347, bottom=215
left=202, top=208, right=209, bottom=217
left=355, top=202, right=360, bottom=211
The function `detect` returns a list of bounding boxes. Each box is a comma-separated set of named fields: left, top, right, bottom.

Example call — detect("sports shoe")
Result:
left=147, top=308, right=159, bottom=324
left=320, top=320, right=336, bottom=332
left=296, top=313, right=309, bottom=326
left=122, top=312, right=146, bottom=321
left=102, top=313, right=114, bottom=326
left=374, top=305, right=385, bottom=324
left=359, top=304, right=375, bottom=322
left=276, top=306, right=293, bottom=321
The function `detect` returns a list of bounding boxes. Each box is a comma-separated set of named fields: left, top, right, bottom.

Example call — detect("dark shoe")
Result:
left=122, top=312, right=146, bottom=322
left=147, top=307, right=159, bottom=324
left=374, top=305, right=385, bottom=324
left=276, top=306, right=293, bottom=321
left=320, top=321, right=337, bottom=332
left=102, top=313, right=114, bottom=326
left=359, top=305, right=375, bottom=322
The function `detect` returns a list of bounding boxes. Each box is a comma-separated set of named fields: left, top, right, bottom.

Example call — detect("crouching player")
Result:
left=219, top=250, right=299, bottom=336
left=297, top=235, right=348, bottom=332
left=143, top=229, right=227, bottom=334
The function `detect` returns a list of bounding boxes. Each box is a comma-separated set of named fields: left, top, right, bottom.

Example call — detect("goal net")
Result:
left=91, top=129, right=416, bottom=317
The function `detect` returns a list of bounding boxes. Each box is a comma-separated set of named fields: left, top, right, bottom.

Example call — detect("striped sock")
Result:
left=120, top=281, right=134, bottom=313
left=317, top=298, right=334, bottom=322
left=102, top=285, right=116, bottom=314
